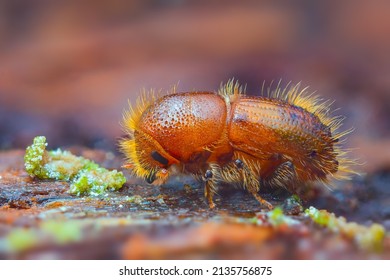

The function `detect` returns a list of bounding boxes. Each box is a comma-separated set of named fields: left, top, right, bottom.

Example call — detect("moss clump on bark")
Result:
left=24, top=136, right=126, bottom=195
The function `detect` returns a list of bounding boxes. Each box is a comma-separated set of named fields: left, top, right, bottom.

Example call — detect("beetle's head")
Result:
left=120, top=128, right=180, bottom=185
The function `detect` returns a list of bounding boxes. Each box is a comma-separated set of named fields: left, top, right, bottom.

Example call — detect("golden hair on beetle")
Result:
left=120, top=80, right=358, bottom=209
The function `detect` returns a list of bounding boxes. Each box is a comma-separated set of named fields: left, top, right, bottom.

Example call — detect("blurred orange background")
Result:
left=1, top=0, right=389, bottom=172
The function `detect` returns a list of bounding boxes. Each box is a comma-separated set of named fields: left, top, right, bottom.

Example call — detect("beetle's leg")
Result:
left=203, top=169, right=216, bottom=209
left=263, top=161, right=296, bottom=189
left=250, top=191, right=273, bottom=210
left=204, top=182, right=216, bottom=209
left=234, top=159, right=274, bottom=210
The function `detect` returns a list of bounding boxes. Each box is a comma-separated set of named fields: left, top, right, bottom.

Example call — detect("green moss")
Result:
left=267, top=207, right=284, bottom=226
left=24, top=136, right=126, bottom=195
left=266, top=207, right=299, bottom=226
left=24, top=136, right=50, bottom=178
left=125, top=195, right=143, bottom=204
left=46, top=149, right=88, bottom=180
left=41, top=221, right=82, bottom=244
left=305, top=206, right=386, bottom=251
left=305, top=206, right=331, bottom=227
left=3, top=218, right=140, bottom=253
left=282, top=195, right=304, bottom=214
left=6, top=229, right=39, bottom=252
left=70, top=168, right=126, bottom=196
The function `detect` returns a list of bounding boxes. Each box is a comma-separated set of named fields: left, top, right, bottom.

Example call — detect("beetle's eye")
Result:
left=151, top=151, right=168, bottom=165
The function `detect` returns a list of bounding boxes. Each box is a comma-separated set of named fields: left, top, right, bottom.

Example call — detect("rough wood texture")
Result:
left=0, top=149, right=389, bottom=259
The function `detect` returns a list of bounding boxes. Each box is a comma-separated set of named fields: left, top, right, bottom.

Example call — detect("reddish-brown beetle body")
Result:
left=120, top=81, right=355, bottom=209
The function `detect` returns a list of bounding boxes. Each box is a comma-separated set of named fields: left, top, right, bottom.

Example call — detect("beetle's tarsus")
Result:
left=208, top=194, right=216, bottom=209
left=204, top=180, right=216, bottom=209
left=251, top=191, right=274, bottom=210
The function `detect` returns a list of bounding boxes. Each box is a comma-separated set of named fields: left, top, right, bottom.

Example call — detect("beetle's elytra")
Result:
left=120, top=81, right=356, bottom=209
